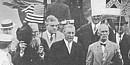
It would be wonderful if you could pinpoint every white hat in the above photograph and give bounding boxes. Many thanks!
[0,34,13,42]
[28,23,39,32]
[0,19,15,28]
[61,20,74,24]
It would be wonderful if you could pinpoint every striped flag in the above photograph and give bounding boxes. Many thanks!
[91,0,121,16]
[22,4,45,23]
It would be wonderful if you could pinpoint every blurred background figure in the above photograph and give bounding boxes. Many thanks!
[0,34,13,65]
[46,0,71,22]
[36,44,46,65]
[113,16,130,65]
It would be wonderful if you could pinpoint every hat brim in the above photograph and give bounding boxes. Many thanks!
[0,24,15,28]
[114,22,128,24]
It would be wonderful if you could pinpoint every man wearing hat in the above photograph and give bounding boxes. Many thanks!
[0,19,18,57]
[114,16,130,65]
[0,34,13,65]
[0,19,15,34]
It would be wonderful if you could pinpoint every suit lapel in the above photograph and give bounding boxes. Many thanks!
[70,42,75,55]
[103,41,111,61]
[62,40,70,55]
[96,42,103,58]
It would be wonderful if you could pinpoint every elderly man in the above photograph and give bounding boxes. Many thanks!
[86,24,123,65]
[49,24,84,65]
[0,34,13,65]
[114,16,130,65]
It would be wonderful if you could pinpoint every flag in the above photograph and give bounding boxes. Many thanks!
[91,0,121,16]
[121,0,130,15]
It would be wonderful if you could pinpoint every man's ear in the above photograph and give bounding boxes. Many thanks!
[97,31,101,36]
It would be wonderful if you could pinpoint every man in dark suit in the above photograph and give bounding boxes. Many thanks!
[47,0,71,22]
[76,15,102,53]
[86,24,123,65]
[114,16,130,65]
[48,24,84,65]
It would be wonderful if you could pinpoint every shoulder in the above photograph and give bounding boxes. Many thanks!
[77,23,90,32]
[56,31,64,37]
[51,40,64,47]
[89,41,99,49]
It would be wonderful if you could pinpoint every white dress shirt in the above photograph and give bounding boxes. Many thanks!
[99,40,107,53]
[46,30,55,48]
[91,22,101,34]
[64,39,73,54]
[116,33,124,45]
[0,49,12,65]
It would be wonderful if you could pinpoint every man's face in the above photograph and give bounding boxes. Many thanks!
[92,15,102,24]
[115,23,127,34]
[1,27,13,34]
[64,27,75,43]
[38,46,44,53]
[46,22,59,34]
[98,26,109,42]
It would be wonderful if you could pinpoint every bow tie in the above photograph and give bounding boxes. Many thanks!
[100,43,106,46]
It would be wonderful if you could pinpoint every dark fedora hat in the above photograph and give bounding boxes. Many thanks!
[114,16,128,25]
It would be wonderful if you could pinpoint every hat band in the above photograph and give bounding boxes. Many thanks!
[2,23,13,27]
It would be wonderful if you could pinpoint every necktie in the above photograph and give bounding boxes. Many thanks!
[94,25,96,34]
[50,34,53,42]
[68,43,71,53]
[119,35,121,43]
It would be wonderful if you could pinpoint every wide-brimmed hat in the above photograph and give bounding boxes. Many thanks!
[0,34,13,42]
[28,23,39,32]
[0,19,15,28]
[114,16,128,24]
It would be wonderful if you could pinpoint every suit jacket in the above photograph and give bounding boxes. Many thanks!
[47,2,71,21]
[48,39,84,65]
[116,33,130,65]
[86,40,123,65]
[76,23,115,52]
[12,52,26,65]
[41,31,64,49]
[76,23,99,52]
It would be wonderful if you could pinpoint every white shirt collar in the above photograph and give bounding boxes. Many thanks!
[116,33,124,45]
[46,30,55,39]
[91,22,101,34]
[116,33,124,40]
[64,39,73,54]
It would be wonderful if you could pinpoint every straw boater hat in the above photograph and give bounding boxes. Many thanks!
[0,34,13,48]
[114,16,128,25]
[0,19,15,28]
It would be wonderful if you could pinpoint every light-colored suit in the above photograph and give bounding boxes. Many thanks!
[86,40,123,65]
[41,30,64,49]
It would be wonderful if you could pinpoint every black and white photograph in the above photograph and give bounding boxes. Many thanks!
[0,0,130,65]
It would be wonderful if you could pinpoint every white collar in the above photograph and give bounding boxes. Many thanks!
[46,30,55,39]
[64,39,73,48]
[99,39,108,44]
[91,22,101,33]
[116,33,124,40]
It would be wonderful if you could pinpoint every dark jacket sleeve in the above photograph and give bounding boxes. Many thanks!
[111,46,123,65]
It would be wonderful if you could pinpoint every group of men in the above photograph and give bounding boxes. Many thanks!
[0,10,130,65]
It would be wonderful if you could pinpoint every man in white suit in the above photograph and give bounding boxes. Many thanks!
[86,24,123,65]
[0,34,13,65]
